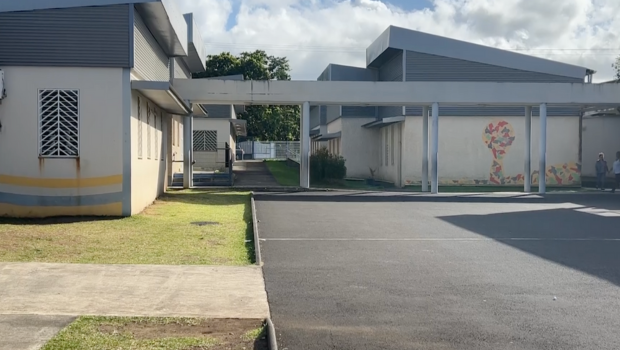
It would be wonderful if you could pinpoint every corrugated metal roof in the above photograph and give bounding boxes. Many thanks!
[366,25,590,79]
[0,0,188,57]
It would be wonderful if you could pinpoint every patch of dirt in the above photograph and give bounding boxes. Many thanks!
[99,318,268,350]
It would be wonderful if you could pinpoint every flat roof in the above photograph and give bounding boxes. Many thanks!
[366,26,591,79]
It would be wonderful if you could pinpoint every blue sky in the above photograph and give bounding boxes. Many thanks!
[224,0,434,30]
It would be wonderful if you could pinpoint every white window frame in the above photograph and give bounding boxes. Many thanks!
[391,125,395,166]
[160,110,165,161]
[38,88,80,158]
[146,102,152,159]
[137,96,143,159]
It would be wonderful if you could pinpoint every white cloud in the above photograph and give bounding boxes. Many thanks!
[176,0,620,82]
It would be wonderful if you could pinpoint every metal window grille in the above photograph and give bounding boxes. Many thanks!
[137,96,143,159]
[146,102,151,159]
[193,130,217,151]
[38,89,79,157]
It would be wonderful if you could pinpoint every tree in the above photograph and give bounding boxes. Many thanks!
[614,55,620,80]
[194,50,300,141]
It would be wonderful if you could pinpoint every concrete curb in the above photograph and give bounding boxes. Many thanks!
[252,192,278,350]
[266,317,278,350]
[250,192,262,266]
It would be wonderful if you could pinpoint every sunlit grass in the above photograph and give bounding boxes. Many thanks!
[0,190,254,265]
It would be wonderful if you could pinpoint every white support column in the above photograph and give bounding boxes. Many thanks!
[524,106,532,192]
[539,103,547,194]
[430,102,439,194]
[300,102,311,188]
[183,112,193,189]
[421,106,429,192]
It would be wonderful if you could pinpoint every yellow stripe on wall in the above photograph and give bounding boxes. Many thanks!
[0,202,123,218]
[0,174,123,188]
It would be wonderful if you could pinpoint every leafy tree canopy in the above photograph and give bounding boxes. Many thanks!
[613,55,620,80]
[194,50,300,141]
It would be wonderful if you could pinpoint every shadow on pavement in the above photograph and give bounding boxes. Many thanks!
[438,207,620,287]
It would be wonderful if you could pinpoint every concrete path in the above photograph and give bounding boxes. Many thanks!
[256,191,620,350]
[0,263,270,350]
[233,160,280,187]
[0,315,75,350]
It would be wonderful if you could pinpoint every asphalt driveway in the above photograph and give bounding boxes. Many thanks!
[255,191,620,350]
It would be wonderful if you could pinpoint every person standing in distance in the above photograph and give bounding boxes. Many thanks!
[596,152,610,190]
[613,152,620,193]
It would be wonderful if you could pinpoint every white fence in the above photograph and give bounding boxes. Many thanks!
[238,141,300,161]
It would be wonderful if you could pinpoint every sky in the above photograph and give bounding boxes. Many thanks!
[175,0,620,82]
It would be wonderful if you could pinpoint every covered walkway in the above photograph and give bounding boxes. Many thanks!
[174,79,620,194]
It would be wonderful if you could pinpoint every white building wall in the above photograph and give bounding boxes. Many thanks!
[168,115,184,176]
[192,118,232,171]
[377,124,401,185]
[327,118,342,134]
[402,116,580,186]
[0,66,124,217]
[340,118,380,179]
[130,90,167,215]
[582,116,620,178]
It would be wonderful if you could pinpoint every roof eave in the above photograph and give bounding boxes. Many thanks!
[182,13,206,73]
[136,0,188,57]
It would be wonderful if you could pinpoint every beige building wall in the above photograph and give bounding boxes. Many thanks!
[377,123,402,185]
[192,118,233,171]
[340,118,380,179]
[168,115,184,177]
[130,90,167,215]
[401,116,580,186]
[0,66,124,217]
[582,116,620,178]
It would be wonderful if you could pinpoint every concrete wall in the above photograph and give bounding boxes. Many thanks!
[582,116,620,177]
[193,118,231,171]
[377,123,402,185]
[341,118,380,179]
[130,90,167,215]
[327,118,342,134]
[401,116,580,186]
[168,115,184,177]
[0,66,124,217]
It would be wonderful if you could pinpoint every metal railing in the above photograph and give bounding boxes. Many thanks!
[237,141,300,161]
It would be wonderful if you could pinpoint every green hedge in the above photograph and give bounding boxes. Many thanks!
[310,148,347,183]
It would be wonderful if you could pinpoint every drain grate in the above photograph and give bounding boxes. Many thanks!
[191,221,220,226]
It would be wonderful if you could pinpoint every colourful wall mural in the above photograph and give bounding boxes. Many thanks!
[405,119,581,186]
[482,120,580,186]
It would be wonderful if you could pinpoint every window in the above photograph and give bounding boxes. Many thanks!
[384,128,388,166]
[146,103,151,159]
[161,111,165,161]
[38,89,79,157]
[137,96,143,159]
[153,107,158,161]
[193,130,217,151]
[391,125,395,166]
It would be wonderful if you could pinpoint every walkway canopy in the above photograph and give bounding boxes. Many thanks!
[174,79,620,194]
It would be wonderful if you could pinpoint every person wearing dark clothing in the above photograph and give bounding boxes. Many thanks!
[595,153,610,190]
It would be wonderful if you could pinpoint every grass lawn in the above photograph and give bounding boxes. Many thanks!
[42,316,267,350]
[0,190,254,265]
[265,160,300,186]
